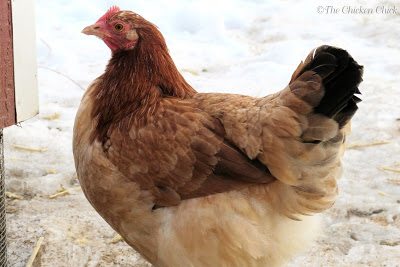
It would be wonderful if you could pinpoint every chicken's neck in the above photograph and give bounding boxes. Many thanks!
[90,40,196,143]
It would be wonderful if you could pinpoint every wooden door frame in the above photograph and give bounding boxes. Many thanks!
[0,0,16,129]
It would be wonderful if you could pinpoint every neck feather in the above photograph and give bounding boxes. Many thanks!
[90,32,196,143]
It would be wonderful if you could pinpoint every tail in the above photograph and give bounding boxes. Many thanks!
[289,45,363,128]
[256,46,363,217]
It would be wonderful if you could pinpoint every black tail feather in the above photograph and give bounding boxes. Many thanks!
[292,45,363,127]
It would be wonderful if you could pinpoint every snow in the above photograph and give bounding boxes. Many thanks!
[4,0,400,266]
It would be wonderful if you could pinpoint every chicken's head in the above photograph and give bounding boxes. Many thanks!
[82,6,157,53]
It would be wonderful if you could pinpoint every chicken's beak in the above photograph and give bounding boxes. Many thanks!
[82,23,104,37]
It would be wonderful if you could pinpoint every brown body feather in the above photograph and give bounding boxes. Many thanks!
[74,10,362,267]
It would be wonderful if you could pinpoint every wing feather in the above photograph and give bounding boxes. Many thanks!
[105,98,274,208]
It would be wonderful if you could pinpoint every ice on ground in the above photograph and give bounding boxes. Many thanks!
[5,0,400,266]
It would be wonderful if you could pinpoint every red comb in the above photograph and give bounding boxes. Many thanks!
[96,6,121,22]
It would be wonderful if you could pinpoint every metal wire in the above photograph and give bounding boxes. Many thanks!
[0,129,7,266]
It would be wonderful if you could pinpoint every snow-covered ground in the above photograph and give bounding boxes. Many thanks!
[4,0,400,266]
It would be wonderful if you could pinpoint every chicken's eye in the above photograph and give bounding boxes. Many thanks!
[114,23,124,31]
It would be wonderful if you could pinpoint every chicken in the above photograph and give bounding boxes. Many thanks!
[74,6,363,267]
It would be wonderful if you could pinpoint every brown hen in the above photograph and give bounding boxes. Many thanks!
[74,6,363,267]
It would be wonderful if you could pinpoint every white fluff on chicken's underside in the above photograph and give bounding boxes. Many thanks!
[72,6,364,267]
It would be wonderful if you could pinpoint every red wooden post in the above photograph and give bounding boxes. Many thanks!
[0,0,16,129]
